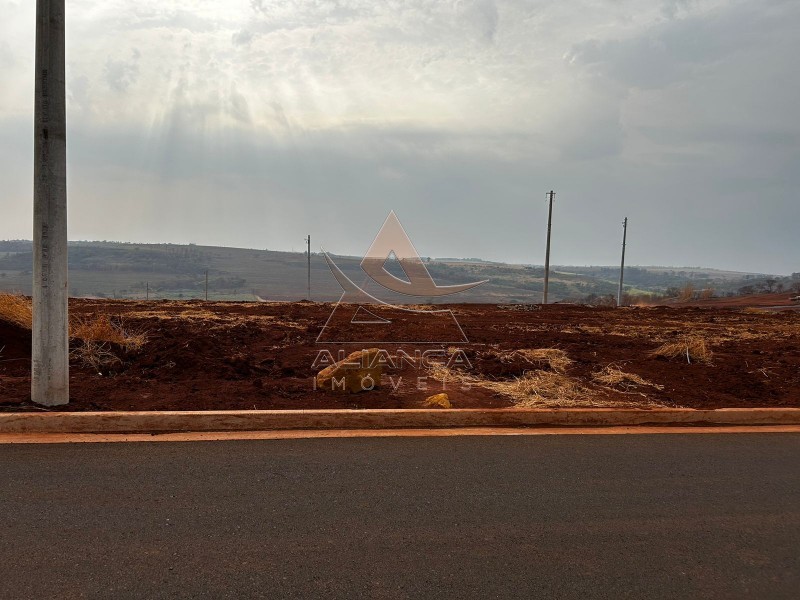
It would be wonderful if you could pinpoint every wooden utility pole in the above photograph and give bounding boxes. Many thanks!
[305,235,311,300]
[32,0,68,406]
[617,217,628,308]
[542,190,555,304]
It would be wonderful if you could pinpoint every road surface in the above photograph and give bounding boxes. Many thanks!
[1,433,799,599]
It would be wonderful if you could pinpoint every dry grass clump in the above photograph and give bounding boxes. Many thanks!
[592,365,664,392]
[651,336,713,364]
[125,308,222,321]
[513,348,573,373]
[484,348,573,373]
[493,371,590,407]
[70,315,147,371]
[428,362,478,386]
[0,293,146,351]
[0,293,32,328]
[429,362,668,408]
[432,348,582,407]
[500,371,670,408]
[70,340,122,371]
[70,313,147,351]
[429,363,591,408]
[0,293,145,370]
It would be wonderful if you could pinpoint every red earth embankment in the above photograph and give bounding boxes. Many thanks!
[1,299,798,411]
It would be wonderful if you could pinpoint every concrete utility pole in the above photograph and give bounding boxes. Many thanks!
[32,0,69,406]
[305,235,311,301]
[617,217,628,308]
[542,190,555,304]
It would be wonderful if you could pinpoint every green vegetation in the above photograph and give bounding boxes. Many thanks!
[0,240,789,303]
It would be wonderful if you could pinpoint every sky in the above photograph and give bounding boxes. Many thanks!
[0,0,798,274]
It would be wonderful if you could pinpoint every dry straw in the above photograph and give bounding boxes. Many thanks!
[591,365,664,392]
[492,370,591,407]
[0,293,33,329]
[430,362,589,407]
[433,346,671,408]
[651,336,713,364]
[70,340,123,371]
[482,348,573,373]
[70,313,147,351]
[0,294,147,368]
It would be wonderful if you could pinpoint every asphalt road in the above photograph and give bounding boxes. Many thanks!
[1,433,799,599]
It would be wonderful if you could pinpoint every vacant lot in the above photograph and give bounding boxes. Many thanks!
[1,299,799,411]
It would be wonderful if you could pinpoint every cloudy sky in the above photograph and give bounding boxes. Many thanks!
[1,0,798,273]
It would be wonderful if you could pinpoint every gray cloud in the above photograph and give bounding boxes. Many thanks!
[68,74,91,112]
[103,49,141,92]
[228,84,252,123]
[126,9,222,33]
[0,40,13,68]
[660,0,697,19]
[458,0,499,43]
[232,29,254,46]
[0,0,798,275]
[567,1,795,90]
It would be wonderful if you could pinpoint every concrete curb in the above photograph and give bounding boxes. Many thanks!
[1,408,799,434]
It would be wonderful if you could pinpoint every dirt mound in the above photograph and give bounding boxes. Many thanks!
[0,299,798,411]
[0,318,31,406]
[0,318,30,362]
[673,292,799,309]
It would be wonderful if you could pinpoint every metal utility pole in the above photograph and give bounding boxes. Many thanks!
[205,270,209,301]
[542,190,555,304]
[32,0,68,406]
[617,217,628,308]
[305,235,311,300]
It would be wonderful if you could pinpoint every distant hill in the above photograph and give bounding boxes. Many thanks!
[0,240,789,303]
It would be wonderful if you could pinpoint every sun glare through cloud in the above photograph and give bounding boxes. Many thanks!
[0,0,798,272]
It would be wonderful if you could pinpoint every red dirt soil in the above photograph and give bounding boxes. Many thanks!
[1,299,799,411]
[670,292,800,310]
